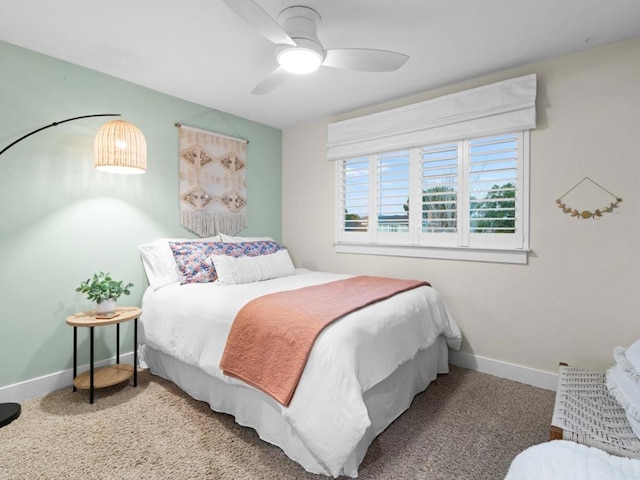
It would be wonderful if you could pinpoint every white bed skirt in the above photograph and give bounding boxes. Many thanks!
[140,336,450,477]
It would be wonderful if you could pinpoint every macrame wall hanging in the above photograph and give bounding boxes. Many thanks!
[556,177,622,220]
[176,123,248,237]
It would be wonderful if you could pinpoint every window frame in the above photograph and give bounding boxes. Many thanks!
[335,131,530,265]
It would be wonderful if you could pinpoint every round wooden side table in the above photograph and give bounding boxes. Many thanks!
[66,306,142,404]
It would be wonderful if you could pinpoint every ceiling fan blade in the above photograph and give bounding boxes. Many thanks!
[251,67,289,95]
[221,0,295,46]
[323,48,409,72]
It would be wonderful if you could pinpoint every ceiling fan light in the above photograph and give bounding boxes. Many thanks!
[277,46,322,74]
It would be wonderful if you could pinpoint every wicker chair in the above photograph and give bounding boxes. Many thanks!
[550,363,640,458]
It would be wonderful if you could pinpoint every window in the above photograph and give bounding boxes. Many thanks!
[330,74,536,264]
[336,132,529,263]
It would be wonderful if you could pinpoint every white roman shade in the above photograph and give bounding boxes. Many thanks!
[328,74,537,160]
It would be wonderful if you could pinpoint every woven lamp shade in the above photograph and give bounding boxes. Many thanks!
[94,120,147,174]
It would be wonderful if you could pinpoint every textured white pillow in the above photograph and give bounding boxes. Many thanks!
[608,342,640,439]
[606,364,640,437]
[219,233,275,243]
[613,345,640,384]
[139,236,220,290]
[210,249,295,285]
[626,340,640,373]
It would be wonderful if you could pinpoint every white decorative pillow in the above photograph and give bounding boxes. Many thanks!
[613,346,640,384]
[626,340,640,373]
[211,249,295,285]
[606,364,640,437]
[219,233,275,243]
[139,236,220,290]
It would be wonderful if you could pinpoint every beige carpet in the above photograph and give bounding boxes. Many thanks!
[0,366,554,479]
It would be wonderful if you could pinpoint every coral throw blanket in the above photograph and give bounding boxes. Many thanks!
[219,275,431,406]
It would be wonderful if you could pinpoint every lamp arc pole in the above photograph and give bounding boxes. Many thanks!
[0,112,120,428]
[0,113,121,156]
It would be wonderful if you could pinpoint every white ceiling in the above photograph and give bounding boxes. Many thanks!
[1,0,639,129]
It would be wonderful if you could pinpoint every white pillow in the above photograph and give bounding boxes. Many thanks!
[219,233,275,243]
[210,249,295,285]
[626,340,640,373]
[139,236,220,290]
[613,345,640,384]
[606,364,640,437]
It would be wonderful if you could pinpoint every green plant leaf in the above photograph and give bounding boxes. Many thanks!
[76,272,134,303]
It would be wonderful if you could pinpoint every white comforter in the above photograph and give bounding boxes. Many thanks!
[139,269,461,477]
[505,441,640,479]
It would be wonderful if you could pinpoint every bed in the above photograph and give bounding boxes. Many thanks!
[137,238,462,478]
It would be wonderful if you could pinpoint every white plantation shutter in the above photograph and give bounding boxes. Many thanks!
[338,156,370,241]
[468,134,519,233]
[420,142,459,230]
[467,133,524,249]
[376,151,410,237]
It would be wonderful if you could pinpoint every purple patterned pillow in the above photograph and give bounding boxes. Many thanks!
[169,240,286,284]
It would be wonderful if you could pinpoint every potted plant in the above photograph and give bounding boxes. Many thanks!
[76,272,134,315]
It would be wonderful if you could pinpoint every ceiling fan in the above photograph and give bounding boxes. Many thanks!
[221,0,410,94]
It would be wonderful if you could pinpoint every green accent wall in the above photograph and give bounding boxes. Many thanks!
[0,40,282,390]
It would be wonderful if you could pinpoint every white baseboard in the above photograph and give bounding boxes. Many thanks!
[449,350,558,391]
[0,352,134,403]
[1,350,556,403]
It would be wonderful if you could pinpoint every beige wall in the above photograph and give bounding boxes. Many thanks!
[282,38,640,377]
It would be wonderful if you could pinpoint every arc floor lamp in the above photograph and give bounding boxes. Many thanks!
[0,113,147,428]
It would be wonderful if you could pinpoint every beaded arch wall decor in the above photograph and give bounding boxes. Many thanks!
[556,177,622,220]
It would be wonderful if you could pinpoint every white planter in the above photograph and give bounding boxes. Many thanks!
[95,298,116,315]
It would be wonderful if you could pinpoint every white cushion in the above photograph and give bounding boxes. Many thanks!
[139,236,220,290]
[613,345,640,384]
[606,364,640,437]
[210,249,295,285]
[626,340,640,373]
